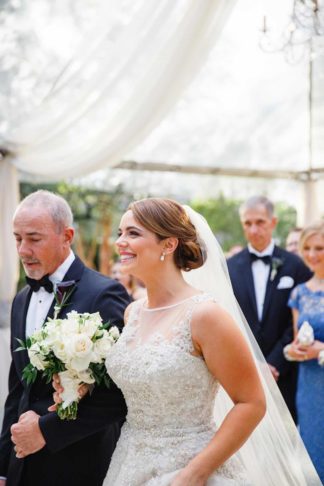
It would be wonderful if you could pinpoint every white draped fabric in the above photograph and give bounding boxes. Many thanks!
[0,0,236,309]
[0,159,19,319]
[0,160,18,407]
[0,327,10,410]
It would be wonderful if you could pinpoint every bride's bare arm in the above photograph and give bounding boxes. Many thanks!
[171,301,266,486]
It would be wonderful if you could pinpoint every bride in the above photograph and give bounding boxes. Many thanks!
[54,198,321,485]
[104,198,264,486]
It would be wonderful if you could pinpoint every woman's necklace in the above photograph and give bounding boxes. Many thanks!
[313,275,324,285]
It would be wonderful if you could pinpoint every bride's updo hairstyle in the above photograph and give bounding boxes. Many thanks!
[128,198,205,271]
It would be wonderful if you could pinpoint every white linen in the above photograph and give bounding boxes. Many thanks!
[0,0,236,303]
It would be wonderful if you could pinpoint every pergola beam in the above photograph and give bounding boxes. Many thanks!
[118,160,324,181]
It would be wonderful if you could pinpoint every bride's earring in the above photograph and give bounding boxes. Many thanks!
[160,252,166,262]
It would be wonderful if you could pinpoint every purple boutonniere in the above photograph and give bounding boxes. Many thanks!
[270,257,283,281]
[53,280,76,318]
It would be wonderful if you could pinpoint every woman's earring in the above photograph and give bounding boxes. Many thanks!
[160,252,165,262]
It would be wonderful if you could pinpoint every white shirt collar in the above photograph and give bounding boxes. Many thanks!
[49,251,75,284]
[248,240,275,257]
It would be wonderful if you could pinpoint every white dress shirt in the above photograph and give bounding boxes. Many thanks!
[248,240,275,321]
[25,251,75,337]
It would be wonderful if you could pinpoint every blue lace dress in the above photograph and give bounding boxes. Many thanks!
[288,283,324,483]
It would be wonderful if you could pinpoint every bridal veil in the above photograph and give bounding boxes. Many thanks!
[183,206,321,486]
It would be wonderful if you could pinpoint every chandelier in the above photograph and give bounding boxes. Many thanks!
[259,0,324,63]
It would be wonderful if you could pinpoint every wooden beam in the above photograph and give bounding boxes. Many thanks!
[117,160,324,180]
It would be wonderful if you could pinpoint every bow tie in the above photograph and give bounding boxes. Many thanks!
[249,253,272,265]
[26,275,54,293]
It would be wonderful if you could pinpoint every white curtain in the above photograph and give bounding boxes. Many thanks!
[0,159,18,406]
[0,159,19,317]
[0,0,236,310]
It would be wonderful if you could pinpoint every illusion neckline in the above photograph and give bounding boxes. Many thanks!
[142,293,203,312]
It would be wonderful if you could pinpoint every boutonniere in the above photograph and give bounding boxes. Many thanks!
[270,257,283,281]
[53,280,76,318]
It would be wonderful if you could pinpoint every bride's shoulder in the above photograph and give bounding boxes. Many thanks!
[191,297,234,334]
[124,298,145,325]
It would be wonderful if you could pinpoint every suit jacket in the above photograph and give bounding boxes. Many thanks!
[0,256,130,486]
[227,246,312,420]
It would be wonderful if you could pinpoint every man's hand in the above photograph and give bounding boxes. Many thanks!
[268,364,280,381]
[0,479,6,486]
[11,411,46,458]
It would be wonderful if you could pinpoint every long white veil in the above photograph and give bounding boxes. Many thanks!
[182,206,321,486]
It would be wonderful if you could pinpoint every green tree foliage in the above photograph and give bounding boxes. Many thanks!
[191,196,244,251]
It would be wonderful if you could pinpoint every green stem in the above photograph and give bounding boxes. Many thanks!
[57,401,78,420]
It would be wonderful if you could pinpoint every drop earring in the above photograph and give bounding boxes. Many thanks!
[160,252,165,262]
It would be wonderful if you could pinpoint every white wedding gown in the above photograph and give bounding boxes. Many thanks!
[104,294,250,486]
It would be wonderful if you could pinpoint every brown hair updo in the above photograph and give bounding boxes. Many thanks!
[128,198,205,272]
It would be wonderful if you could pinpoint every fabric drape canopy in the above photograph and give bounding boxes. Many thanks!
[0,0,236,318]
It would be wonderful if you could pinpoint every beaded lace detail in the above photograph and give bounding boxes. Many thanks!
[104,293,250,485]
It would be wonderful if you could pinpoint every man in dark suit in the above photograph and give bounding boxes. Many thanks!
[0,190,130,486]
[227,196,311,421]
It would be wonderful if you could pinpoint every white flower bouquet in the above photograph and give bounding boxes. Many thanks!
[16,311,120,420]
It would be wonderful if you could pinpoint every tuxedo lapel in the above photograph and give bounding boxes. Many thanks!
[45,256,84,321]
[14,287,32,371]
[242,250,259,320]
[261,247,284,322]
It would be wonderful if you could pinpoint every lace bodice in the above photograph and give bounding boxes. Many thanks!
[104,293,249,485]
[107,294,219,431]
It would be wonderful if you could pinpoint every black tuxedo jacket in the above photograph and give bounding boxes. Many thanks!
[0,256,130,486]
[227,246,312,419]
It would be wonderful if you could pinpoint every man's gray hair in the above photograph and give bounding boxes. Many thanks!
[239,196,274,218]
[15,190,73,232]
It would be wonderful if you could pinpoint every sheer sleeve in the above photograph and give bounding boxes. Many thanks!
[288,284,300,310]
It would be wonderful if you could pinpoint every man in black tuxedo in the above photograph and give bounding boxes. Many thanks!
[227,196,311,421]
[0,190,130,486]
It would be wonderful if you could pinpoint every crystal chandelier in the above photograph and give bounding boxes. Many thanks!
[259,0,324,63]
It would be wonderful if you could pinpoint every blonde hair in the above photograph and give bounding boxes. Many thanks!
[299,221,324,253]
[128,198,205,271]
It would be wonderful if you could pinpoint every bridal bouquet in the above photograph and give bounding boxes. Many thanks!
[16,311,120,420]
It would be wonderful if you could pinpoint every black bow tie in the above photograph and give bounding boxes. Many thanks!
[249,253,272,265]
[26,275,54,293]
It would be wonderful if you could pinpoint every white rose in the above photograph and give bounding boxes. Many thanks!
[58,370,81,408]
[61,315,80,336]
[108,326,120,340]
[52,341,68,362]
[94,333,114,359]
[43,329,61,349]
[77,369,95,384]
[81,318,99,339]
[66,333,94,371]
[28,343,47,370]
[44,319,59,335]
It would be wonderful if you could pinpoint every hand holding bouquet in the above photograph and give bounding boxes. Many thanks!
[16,311,119,420]
[283,321,314,362]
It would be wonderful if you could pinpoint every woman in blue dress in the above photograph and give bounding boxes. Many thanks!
[285,221,324,482]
